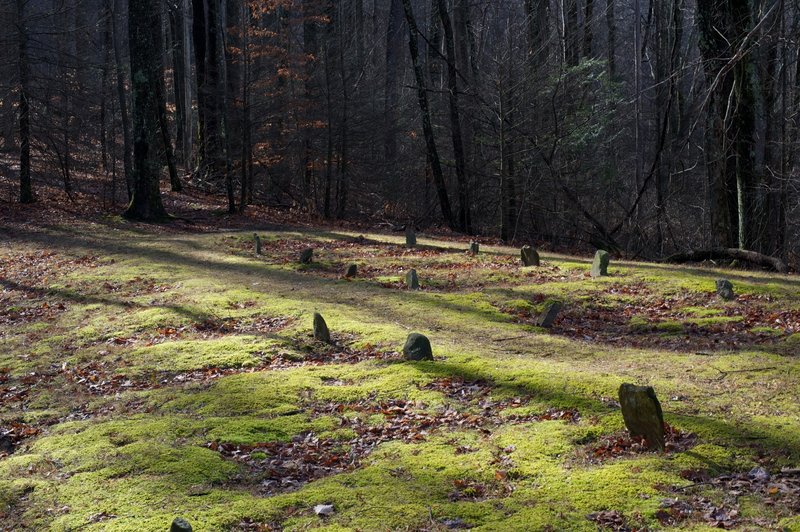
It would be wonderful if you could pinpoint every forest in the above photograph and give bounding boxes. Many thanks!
[1,0,799,261]
[2,0,800,531]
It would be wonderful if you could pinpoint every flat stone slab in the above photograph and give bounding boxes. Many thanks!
[406,269,420,290]
[618,383,665,451]
[403,333,433,361]
[521,245,540,267]
[536,301,562,328]
[591,250,610,277]
[405,227,417,248]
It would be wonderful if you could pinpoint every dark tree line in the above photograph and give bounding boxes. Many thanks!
[2,0,800,263]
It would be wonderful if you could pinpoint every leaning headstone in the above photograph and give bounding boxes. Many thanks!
[171,518,193,532]
[591,250,610,277]
[716,279,735,301]
[313,312,331,343]
[536,301,562,328]
[469,241,480,255]
[344,264,358,278]
[618,383,665,451]
[254,234,262,255]
[403,333,433,361]
[406,269,420,290]
[405,226,417,248]
[521,245,540,267]
[300,248,314,264]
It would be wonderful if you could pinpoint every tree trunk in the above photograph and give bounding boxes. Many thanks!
[124,0,169,220]
[401,0,455,230]
[17,0,33,204]
[111,0,134,198]
[583,0,594,58]
[437,0,471,234]
[606,0,617,79]
[664,248,788,273]
[384,0,404,160]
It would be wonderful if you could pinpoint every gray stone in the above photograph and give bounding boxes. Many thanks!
[536,301,562,328]
[344,264,358,278]
[618,383,665,451]
[406,269,420,290]
[313,312,331,343]
[403,333,433,361]
[521,245,540,267]
[170,518,193,532]
[591,250,610,277]
[405,226,417,248]
[314,504,335,517]
[300,248,314,264]
[254,234,262,255]
[469,241,480,255]
[716,279,735,300]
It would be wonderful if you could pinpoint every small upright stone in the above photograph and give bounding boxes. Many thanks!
[469,241,480,255]
[716,279,735,300]
[618,383,665,451]
[406,269,420,290]
[313,312,331,343]
[300,248,314,264]
[403,333,433,361]
[521,245,540,267]
[591,250,610,277]
[536,301,562,328]
[171,518,193,532]
[405,226,417,248]
[344,264,358,278]
[254,234,262,255]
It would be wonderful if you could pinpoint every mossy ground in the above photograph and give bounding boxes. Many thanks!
[1,222,800,530]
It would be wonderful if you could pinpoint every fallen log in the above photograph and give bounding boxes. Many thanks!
[663,248,788,273]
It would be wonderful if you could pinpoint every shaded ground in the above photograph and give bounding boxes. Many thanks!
[2,215,800,530]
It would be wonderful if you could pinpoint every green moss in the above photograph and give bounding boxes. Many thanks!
[4,223,800,530]
[127,336,277,372]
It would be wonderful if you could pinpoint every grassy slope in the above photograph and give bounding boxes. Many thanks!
[1,220,799,531]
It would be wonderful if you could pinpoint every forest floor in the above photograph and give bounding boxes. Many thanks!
[2,205,800,530]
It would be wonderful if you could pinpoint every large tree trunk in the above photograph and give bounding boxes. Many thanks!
[437,0,471,234]
[16,0,33,204]
[401,0,455,230]
[697,0,757,249]
[124,0,169,220]
[384,0,404,160]
[111,0,134,199]
[606,0,617,79]
[664,248,788,273]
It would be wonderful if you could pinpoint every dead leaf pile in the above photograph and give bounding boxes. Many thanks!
[587,424,696,463]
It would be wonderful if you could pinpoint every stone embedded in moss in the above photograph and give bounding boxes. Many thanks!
[521,246,540,267]
[618,383,665,451]
[313,312,331,343]
[300,248,314,264]
[469,241,480,255]
[344,264,358,278]
[403,333,433,361]
[406,269,420,290]
[716,279,735,300]
[591,250,610,277]
[536,301,562,328]
[171,517,193,531]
